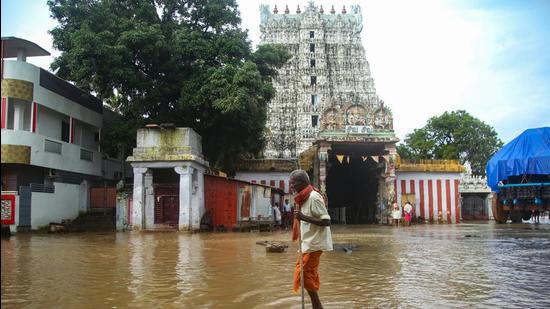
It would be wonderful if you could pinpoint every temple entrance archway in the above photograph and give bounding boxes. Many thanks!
[325,143,386,224]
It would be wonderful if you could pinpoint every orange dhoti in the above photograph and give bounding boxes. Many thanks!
[293,251,323,293]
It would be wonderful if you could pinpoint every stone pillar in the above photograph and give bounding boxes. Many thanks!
[318,141,331,195]
[79,180,90,214]
[313,145,320,188]
[486,193,494,220]
[383,143,397,223]
[378,177,387,223]
[143,170,154,229]
[190,166,205,231]
[131,167,148,230]
[175,165,193,231]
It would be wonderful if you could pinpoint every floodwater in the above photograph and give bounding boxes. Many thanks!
[2,222,550,309]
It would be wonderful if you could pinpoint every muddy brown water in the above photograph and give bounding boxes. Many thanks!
[2,223,550,308]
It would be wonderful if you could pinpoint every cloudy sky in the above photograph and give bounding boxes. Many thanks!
[2,0,549,144]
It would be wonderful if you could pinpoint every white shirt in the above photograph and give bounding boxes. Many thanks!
[272,206,282,221]
[300,191,333,253]
[284,202,291,212]
[404,203,413,214]
[392,207,401,219]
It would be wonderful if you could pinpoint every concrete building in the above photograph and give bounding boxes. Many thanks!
[1,37,125,231]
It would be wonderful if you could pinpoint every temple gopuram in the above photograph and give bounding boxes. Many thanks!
[236,2,398,223]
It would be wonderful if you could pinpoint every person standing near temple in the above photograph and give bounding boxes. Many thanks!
[272,202,282,228]
[404,201,413,226]
[290,169,332,309]
[391,202,401,227]
[283,199,292,228]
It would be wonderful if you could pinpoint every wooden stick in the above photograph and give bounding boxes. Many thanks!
[298,222,305,309]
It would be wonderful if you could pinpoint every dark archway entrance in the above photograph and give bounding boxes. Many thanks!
[461,194,489,220]
[153,168,180,227]
[326,143,384,224]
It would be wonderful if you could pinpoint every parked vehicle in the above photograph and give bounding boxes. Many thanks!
[486,128,550,223]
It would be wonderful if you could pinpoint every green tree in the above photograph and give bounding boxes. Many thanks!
[47,0,288,173]
[397,110,503,175]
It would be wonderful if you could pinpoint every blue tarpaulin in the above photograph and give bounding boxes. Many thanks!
[486,127,550,191]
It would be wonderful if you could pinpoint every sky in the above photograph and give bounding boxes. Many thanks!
[2,0,549,144]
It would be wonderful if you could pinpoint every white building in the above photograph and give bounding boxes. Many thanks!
[1,37,124,231]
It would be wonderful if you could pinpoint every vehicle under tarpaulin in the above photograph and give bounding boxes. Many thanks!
[486,127,550,223]
[487,127,550,191]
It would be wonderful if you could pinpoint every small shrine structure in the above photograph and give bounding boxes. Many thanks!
[127,125,208,231]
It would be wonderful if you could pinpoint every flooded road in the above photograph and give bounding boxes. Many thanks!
[2,223,550,308]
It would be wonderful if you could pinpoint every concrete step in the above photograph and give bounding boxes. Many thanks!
[63,212,116,232]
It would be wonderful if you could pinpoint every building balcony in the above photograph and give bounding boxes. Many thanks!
[1,129,102,176]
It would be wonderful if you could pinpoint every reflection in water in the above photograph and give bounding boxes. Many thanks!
[128,233,145,303]
[1,223,550,308]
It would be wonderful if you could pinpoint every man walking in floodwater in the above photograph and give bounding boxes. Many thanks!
[290,169,333,309]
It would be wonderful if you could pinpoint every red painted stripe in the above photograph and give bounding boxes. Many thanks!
[409,180,416,214]
[446,179,452,223]
[419,180,425,219]
[1,97,6,129]
[32,102,37,133]
[428,180,434,223]
[270,180,275,187]
[454,179,460,223]
[279,180,285,190]
[437,180,442,222]
[401,180,407,195]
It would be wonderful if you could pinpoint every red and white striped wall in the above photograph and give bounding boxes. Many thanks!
[395,171,462,224]
[234,172,290,194]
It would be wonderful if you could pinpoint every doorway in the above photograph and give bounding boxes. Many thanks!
[325,143,384,224]
[152,168,180,226]
[461,194,488,220]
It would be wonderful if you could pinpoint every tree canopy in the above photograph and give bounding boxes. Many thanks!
[397,110,503,175]
[47,0,288,172]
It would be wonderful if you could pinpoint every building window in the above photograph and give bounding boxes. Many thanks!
[80,148,93,161]
[310,43,315,52]
[311,94,320,107]
[310,59,316,67]
[311,115,319,127]
[311,76,316,85]
[45,139,62,154]
[61,121,70,142]
[310,31,315,38]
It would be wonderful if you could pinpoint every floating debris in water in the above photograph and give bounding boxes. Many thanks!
[333,243,358,254]
[256,240,288,253]
[464,234,480,238]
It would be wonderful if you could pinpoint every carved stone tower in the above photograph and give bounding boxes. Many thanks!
[260,2,395,158]
[258,2,399,223]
